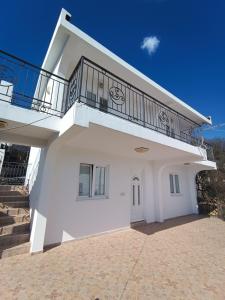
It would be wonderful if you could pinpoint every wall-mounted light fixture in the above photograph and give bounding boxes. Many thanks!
[134,147,149,153]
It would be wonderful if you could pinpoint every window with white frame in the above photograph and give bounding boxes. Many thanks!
[169,174,180,194]
[79,163,108,198]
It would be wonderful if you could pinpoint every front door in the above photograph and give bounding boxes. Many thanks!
[131,176,144,222]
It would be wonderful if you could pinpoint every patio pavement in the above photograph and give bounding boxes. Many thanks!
[1,215,225,300]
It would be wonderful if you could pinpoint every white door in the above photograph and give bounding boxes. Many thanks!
[131,176,144,222]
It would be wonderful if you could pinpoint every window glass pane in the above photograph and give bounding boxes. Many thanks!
[169,174,174,193]
[79,164,92,196]
[86,91,96,107]
[174,175,180,193]
[166,125,170,136]
[95,166,106,196]
[171,128,175,138]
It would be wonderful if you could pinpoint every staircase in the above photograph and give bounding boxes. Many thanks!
[0,185,30,258]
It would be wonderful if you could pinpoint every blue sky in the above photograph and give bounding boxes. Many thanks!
[1,0,225,139]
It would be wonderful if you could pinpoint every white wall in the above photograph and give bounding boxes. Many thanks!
[27,141,210,250]
[25,146,42,226]
[162,165,193,220]
[0,149,5,174]
[25,147,41,190]
[43,148,152,246]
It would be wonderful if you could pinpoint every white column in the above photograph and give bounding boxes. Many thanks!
[29,144,57,253]
[143,162,155,223]
[187,169,199,214]
[152,162,165,222]
[25,147,41,188]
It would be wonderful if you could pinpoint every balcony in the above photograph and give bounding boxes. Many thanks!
[0,49,68,117]
[0,50,214,160]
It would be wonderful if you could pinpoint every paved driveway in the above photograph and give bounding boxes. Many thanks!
[1,215,225,300]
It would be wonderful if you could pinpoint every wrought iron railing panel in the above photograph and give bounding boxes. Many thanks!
[0,50,69,117]
[0,162,29,185]
[70,57,202,146]
[64,60,83,112]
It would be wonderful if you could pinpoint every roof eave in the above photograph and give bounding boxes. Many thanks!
[41,8,212,126]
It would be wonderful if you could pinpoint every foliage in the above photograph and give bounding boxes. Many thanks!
[197,138,225,218]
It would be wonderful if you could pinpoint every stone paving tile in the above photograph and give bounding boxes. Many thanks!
[0,215,225,299]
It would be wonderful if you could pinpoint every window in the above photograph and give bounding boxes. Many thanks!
[86,91,96,108]
[99,97,108,113]
[79,164,108,198]
[166,125,170,137]
[171,128,175,138]
[169,174,174,194]
[166,119,175,138]
[95,166,106,195]
[170,119,175,138]
[79,164,92,196]
[169,174,180,194]
[174,174,180,193]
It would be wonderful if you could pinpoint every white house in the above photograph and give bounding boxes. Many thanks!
[0,9,216,255]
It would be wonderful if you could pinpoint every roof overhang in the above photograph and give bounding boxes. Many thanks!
[41,8,212,126]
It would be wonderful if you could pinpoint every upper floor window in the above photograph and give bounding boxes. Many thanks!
[86,91,108,113]
[86,91,96,108]
[79,163,108,199]
[169,174,180,194]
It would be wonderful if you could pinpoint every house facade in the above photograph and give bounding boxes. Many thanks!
[0,9,216,254]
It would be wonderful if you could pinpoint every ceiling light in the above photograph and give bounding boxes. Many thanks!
[134,147,149,153]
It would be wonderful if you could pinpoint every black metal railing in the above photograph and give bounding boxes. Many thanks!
[0,50,69,117]
[0,50,215,160]
[205,143,215,161]
[67,57,202,146]
[0,162,29,185]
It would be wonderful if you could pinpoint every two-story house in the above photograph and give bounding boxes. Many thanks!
[0,9,216,255]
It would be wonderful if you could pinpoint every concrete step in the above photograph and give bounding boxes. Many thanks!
[0,185,27,192]
[0,214,30,226]
[0,208,29,217]
[0,232,30,248]
[0,222,30,235]
[0,195,29,202]
[0,242,30,259]
[130,220,147,228]
[0,233,30,249]
[0,201,29,209]
[0,190,27,196]
[0,185,30,259]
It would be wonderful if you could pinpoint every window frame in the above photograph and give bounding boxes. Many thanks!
[79,163,93,197]
[78,163,109,200]
[169,173,181,195]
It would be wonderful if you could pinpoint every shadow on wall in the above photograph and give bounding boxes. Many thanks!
[132,214,208,236]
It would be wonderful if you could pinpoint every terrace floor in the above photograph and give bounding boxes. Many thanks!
[1,215,225,300]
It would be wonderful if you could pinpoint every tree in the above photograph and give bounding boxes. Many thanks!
[197,138,225,218]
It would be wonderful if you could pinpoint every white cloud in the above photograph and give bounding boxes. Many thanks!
[141,36,160,55]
